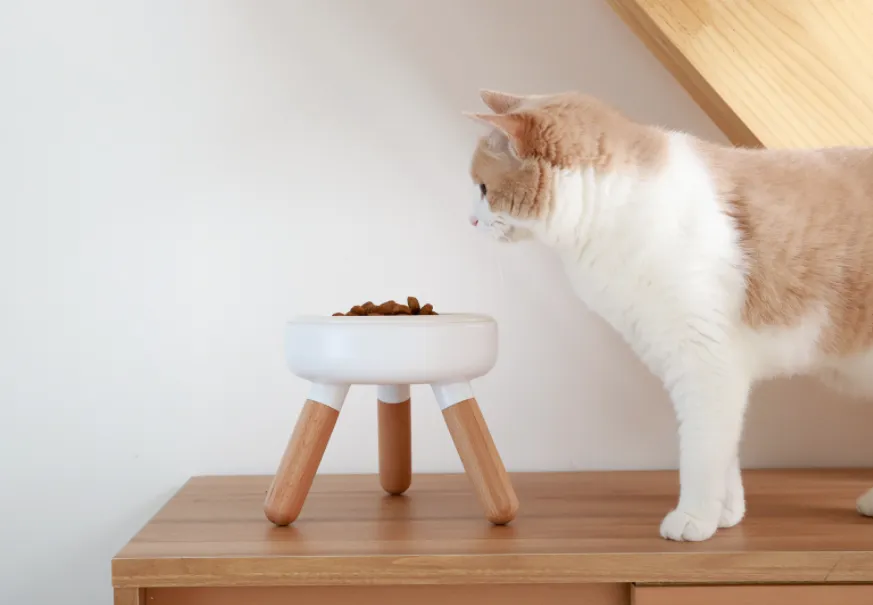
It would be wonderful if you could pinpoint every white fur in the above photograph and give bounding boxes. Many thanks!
[471,131,873,541]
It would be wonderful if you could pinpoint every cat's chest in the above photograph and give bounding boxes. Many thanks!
[558,250,700,379]
[562,258,665,343]
[560,243,662,311]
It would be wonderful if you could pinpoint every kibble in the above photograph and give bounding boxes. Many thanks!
[332,296,438,316]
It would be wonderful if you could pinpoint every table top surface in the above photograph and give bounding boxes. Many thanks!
[609,0,873,149]
[113,469,873,587]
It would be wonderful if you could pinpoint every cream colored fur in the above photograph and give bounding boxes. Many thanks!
[466,89,873,541]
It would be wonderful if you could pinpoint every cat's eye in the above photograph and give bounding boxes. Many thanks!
[479,183,487,198]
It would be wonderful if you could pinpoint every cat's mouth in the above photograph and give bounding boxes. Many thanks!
[496,226,515,242]
[484,217,511,240]
[477,220,512,242]
[470,213,531,243]
[489,223,530,243]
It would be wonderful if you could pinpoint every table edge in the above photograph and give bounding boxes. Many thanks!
[111,550,873,588]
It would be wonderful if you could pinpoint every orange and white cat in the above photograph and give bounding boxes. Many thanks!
[465,89,873,542]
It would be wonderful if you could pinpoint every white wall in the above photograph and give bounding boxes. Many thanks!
[3,1,873,603]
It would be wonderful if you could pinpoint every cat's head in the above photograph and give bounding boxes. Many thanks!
[465,90,666,243]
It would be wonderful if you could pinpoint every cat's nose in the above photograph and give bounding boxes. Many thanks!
[469,216,479,227]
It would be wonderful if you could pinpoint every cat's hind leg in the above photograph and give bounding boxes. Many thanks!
[858,489,873,517]
[817,358,873,517]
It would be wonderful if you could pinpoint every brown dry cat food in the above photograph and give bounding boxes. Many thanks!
[332,297,438,316]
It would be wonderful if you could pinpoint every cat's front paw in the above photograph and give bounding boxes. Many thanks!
[719,472,746,528]
[660,508,719,542]
[718,498,745,528]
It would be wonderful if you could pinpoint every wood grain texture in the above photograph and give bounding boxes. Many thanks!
[608,0,873,149]
[263,400,339,526]
[148,584,629,605]
[114,588,146,605]
[633,583,873,605]
[378,399,412,495]
[112,469,873,587]
[442,398,518,525]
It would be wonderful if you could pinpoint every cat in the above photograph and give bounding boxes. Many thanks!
[465,89,873,542]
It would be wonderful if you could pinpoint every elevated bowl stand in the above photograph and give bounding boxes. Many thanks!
[264,313,519,526]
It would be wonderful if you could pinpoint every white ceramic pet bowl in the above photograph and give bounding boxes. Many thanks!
[285,313,497,386]
[269,312,518,527]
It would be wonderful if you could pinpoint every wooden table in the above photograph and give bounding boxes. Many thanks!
[608,0,873,149]
[113,470,873,604]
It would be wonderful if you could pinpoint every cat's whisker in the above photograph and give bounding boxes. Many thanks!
[487,239,507,290]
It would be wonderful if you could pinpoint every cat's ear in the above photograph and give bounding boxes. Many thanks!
[463,112,526,146]
[480,89,525,114]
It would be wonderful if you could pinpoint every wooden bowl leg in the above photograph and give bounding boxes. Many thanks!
[264,384,348,526]
[434,383,519,525]
[377,385,412,495]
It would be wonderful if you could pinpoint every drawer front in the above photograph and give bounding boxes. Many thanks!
[633,584,873,605]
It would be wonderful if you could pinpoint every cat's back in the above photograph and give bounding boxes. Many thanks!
[702,143,873,211]
[695,141,873,357]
